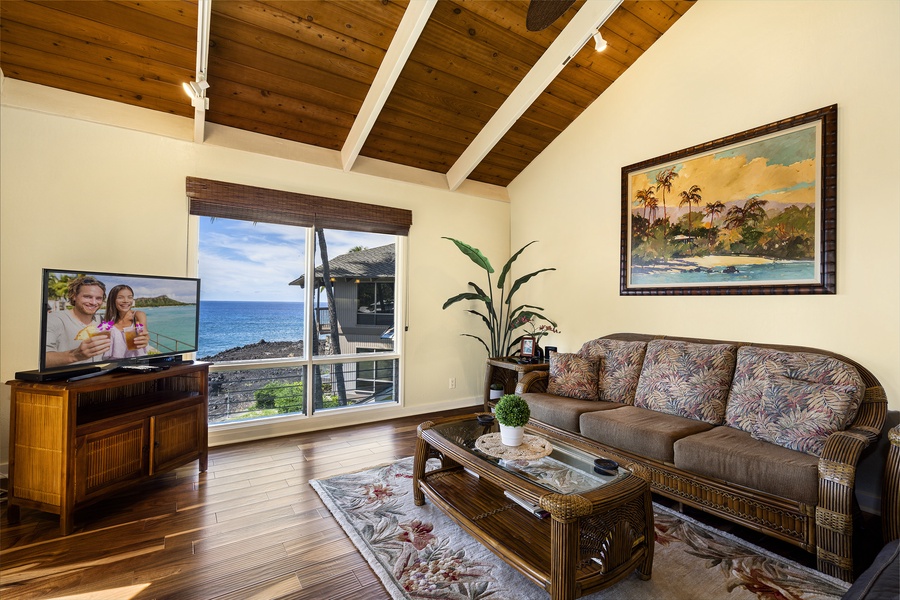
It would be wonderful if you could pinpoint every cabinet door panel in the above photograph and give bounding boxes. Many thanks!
[152,403,202,474]
[76,420,148,502]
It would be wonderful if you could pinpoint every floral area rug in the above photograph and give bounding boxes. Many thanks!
[310,457,850,600]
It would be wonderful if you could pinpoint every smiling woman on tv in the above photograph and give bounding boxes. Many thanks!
[104,284,150,359]
[44,275,112,368]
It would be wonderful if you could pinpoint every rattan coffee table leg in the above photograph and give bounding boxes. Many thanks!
[549,515,579,600]
[413,422,434,506]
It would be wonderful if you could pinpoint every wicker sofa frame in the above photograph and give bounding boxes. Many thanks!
[515,333,887,583]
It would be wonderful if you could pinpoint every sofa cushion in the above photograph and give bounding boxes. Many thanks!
[725,346,865,436]
[580,405,714,463]
[633,339,737,425]
[547,352,598,400]
[753,376,861,457]
[521,393,623,433]
[578,338,647,404]
[673,425,819,505]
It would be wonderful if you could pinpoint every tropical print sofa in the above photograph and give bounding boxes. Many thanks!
[516,333,887,583]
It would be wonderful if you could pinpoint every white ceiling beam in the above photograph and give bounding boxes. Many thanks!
[445,0,622,191]
[341,0,436,172]
[190,0,212,144]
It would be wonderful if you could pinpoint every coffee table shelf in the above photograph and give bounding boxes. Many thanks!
[414,414,653,600]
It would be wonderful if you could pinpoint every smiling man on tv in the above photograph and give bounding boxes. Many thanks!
[45,275,112,368]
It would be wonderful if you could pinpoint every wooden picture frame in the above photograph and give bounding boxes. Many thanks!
[520,336,536,358]
[620,105,837,296]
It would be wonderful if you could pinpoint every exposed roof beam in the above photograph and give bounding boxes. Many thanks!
[341,0,436,172]
[190,0,212,143]
[445,0,622,191]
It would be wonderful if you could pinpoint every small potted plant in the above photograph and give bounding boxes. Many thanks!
[489,382,504,401]
[494,394,530,446]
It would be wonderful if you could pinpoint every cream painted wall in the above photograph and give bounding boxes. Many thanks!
[509,0,900,411]
[0,91,510,462]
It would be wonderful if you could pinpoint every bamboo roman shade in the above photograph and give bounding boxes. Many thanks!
[186,177,412,236]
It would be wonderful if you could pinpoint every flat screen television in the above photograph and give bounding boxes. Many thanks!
[35,268,201,379]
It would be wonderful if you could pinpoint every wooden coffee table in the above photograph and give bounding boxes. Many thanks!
[413,414,653,600]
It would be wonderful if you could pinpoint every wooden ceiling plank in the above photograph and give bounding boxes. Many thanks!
[267,0,408,42]
[212,78,356,130]
[108,0,199,29]
[342,0,435,172]
[211,13,377,87]
[210,94,350,144]
[621,0,681,34]
[0,62,191,117]
[1,42,185,104]
[468,161,520,187]
[377,104,551,155]
[207,61,361,116]
[0,20,193,86]
[208,111,343,149]
[207,36,370,105]
[601,7,666,53]
[28,0,196,50]
[0,1,194,69]
[446,0,623,191]
[212,2,388,69]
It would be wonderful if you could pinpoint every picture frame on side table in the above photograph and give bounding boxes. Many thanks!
[621,104,837,296]
[520,336,536,358]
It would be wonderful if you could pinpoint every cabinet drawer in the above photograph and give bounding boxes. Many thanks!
[152,403,203,474]
[76,420,148,502]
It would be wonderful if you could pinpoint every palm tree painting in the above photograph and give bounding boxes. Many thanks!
[620,105,837,295]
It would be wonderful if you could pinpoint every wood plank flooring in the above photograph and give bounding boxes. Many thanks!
[1,406,476,600]
[0,405,880,599]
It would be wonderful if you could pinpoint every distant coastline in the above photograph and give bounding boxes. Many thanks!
[634,254,774,275]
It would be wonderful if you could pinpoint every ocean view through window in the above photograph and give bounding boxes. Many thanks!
[198,217,400,424]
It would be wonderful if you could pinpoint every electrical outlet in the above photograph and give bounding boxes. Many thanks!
[449,377,456,389]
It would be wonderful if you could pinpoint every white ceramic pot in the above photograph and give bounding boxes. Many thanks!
[499,424,525,447]
[490,389,503,400]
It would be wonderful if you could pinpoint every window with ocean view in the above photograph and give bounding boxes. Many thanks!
[198,217,400,424]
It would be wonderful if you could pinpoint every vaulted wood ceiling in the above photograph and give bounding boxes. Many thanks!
[0,0,694,189]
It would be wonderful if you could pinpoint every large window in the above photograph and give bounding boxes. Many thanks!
[189,177,411,427]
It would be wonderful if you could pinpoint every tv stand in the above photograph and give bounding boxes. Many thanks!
[5,362,209,535]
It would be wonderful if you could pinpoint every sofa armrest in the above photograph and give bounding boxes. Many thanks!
[517,370,549,394]
[815,385,888,581]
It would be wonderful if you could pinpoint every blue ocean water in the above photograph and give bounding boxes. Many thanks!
[198,301,305,357]
[630,260,814,286]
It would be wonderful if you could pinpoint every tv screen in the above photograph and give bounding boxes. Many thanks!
[41,269,200,373]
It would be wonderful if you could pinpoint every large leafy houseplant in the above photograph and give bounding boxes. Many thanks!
[442,237,557,357]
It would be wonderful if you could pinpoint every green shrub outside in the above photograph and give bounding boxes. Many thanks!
[254,381,304,414]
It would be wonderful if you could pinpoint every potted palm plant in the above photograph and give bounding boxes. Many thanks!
[494,394,531,446]
[442,238,557,358]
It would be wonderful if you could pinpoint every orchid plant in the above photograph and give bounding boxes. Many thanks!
[442,237,557,357]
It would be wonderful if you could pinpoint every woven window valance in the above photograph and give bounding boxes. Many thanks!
[186,177,412,236]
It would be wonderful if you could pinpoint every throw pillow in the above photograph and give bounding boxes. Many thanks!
[725,346,865,435]
[633,339,736,425]
[578,338,647,404]
[752,376,861,457]
[547,352,599,401]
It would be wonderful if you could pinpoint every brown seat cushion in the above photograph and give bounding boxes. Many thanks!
[521,393,623,433]
[579,405,714,463]
[673,425,819,505]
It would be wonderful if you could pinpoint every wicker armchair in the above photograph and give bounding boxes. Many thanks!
[515,334,888,582]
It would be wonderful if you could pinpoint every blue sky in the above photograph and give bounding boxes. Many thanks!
[198,218,394,302]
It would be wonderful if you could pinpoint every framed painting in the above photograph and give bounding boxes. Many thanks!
[620,105,836,295]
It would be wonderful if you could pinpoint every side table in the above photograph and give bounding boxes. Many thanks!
[483,357,549,411]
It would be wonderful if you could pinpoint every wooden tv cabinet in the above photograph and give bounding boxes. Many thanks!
[5,362,209,535]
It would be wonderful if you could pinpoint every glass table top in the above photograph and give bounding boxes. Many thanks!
[430,417,628,495]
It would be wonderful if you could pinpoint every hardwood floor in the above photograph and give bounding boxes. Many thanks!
[0,406,477,600]
[1,405,881,599]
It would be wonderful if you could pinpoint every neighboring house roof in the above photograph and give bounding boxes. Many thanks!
[291,244,395,287]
